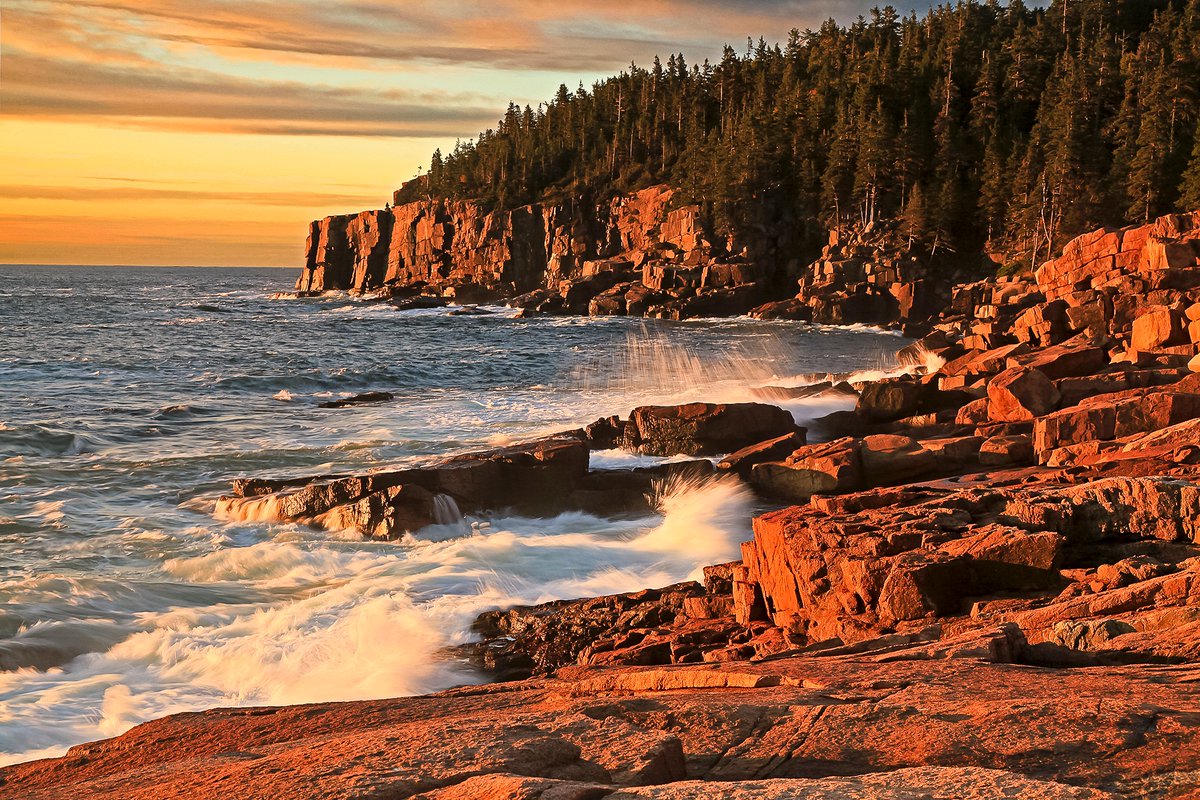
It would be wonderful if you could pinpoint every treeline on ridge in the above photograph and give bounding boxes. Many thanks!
[396,0,1200,273]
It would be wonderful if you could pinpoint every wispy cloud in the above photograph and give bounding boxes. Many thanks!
[2,0,916,137]
[0,184,382,206]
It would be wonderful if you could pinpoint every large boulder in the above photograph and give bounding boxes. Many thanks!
[1131,305,1188,351]
[987,367,1061,422]
[623,402,796,456]
[856,378,924,422]
[1010,341,1108,380]
[859,434,936,485]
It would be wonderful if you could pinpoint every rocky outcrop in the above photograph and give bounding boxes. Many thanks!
[6,644,1197,800]
[294,186,791,319]
[217,433,593,538]
[215,401,794,538]
[458,567,785,681]
[728,212,1200,661]
[788,218,944,325]
[293,187,955,324]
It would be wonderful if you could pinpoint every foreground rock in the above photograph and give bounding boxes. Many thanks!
[4,647,1196,800]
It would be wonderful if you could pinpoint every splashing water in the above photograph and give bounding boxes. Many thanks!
[432,494,463,525]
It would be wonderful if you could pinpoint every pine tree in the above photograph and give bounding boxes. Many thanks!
[1180,119,1200,210]
[395,0,1200,270]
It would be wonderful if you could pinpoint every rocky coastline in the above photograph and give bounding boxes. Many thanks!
[291,184,942,326]
[5,211,1200,799]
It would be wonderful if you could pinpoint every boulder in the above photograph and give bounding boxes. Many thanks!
[716,431,806,478]
[747,298,813,321]
[856,379,924,422]
[978,435,1035,467]
[317,483,438,539]
[750,437,862,500]
[584,416,625,450]
[955,397,991,425]
[859,434,935,485]
[987,367,1061,422]
[623,402,796,457]
[1131,305,1188,351]
[1010,341,1108,380]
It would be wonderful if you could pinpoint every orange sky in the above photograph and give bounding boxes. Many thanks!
[0,0,931,267]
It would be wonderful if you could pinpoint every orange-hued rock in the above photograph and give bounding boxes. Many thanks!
[1132,305,1189,351]
[978,433,1035,466]
[749,437,863,500]
[716,431,806,477]
[623,402,797,457]
[291,185,849,321]
[1033,384,1200,461]
[987,366,1061,421]
[6,649,1198,800]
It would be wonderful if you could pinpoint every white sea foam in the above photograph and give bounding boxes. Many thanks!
[0,475,749,766]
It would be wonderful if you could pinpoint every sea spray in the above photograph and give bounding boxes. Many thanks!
[636,473,755,578]
[0,471,756,766]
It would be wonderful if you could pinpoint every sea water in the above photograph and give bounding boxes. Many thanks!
[0,265,906,764]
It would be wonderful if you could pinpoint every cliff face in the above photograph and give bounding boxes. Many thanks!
[294,186,960,324]
[296,186,726,296]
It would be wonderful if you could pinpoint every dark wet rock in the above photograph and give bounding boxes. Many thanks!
[583,416,626,450]
[391,295,449,311]
[317,391,395,409]
[716,431,807,478]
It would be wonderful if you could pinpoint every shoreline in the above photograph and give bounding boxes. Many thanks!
[4,212,1200,798]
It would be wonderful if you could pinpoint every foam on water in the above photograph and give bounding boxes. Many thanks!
[0,477,748,765]
[0,265,911,766]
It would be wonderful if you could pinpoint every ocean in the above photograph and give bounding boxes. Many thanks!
[0,264,906,764]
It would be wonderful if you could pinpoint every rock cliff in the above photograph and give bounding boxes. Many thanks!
[294,186,949,323]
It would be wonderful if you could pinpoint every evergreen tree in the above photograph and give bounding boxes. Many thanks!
[1180,119,1200,210]
[397,0,1200,270]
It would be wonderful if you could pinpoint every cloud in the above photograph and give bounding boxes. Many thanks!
[0,184,383,207]
[2,0,932,139]
[0,46,501,137]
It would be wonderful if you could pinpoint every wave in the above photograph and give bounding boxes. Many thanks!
[0,474,749,766]
[0,424,94,457]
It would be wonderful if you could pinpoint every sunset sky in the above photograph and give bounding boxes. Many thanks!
[3,1,954,267]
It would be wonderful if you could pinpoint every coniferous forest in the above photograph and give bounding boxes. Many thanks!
[397,0,1200,272]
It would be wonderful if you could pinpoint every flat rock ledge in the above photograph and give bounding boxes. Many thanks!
[2,651,1197,799]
